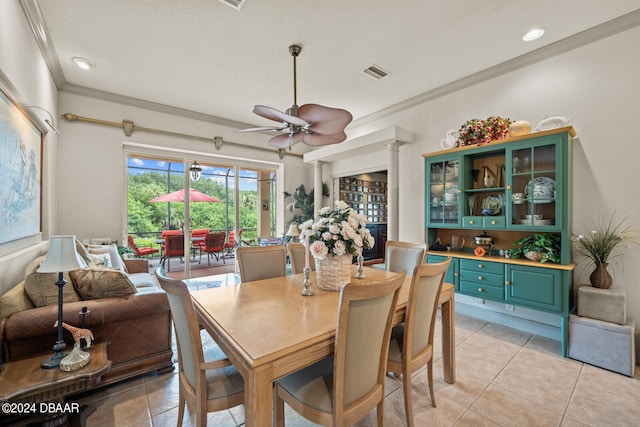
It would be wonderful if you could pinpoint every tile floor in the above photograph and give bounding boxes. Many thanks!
[75,312,640,427]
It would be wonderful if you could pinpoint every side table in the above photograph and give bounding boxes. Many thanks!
[0,342,111,426]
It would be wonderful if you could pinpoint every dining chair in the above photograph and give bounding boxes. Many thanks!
[199,232,226,265]
[287,242,315,274]
[387,257,451,427]
[236,245,287,282]
[384,240,427,274]
[161,234,186,272]
[155,266,244,427]
[274,270,406,426]
[127,234,159,259]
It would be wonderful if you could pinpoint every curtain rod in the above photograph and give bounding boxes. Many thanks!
[61,112,303,159]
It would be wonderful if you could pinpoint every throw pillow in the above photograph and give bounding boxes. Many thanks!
[70,268,137,300]
[75,240,93,266]
[88,252,113,268]
[87,243,128,273]
[23,256,82,307]
[0,281,36,318]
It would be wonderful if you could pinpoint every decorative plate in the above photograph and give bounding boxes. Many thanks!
[480,195,502,215]
[525,177,555,202]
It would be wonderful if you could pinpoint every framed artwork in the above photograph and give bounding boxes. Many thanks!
[0,85,43,243]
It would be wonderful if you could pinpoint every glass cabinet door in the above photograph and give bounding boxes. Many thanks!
[509,140,560,229]
[428,158,460,226]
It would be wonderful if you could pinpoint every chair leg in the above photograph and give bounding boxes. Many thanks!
[177,393,186,427]
[428,359,436,408]
[403,366,415,427]
[377,399,384,426]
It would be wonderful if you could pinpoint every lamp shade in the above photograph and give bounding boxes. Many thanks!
[37,235,86,273]
[285,224,300,237]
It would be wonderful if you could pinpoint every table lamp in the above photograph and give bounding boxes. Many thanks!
[37,235,86,369]
[285,223,299,243]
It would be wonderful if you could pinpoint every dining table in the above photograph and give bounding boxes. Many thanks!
[190,266,455,427]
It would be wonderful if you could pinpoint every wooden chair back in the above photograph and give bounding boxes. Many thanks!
[236,245,286,282]
[287,242,315,274]
[385,240,427,274]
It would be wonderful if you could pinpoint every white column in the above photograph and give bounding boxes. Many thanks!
[386,142,401,241]
[313,161,323,220]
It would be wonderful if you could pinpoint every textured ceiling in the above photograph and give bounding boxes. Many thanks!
[27,0,640,132]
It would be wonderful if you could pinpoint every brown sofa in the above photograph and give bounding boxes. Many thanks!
[0,251,174,388]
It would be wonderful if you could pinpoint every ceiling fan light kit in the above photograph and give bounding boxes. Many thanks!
[240,45,352,148]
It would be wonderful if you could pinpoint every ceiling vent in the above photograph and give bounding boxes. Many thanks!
[363,64,389,80]
[218,0,245,10]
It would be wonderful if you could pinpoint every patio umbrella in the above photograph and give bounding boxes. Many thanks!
[149,188,221,203]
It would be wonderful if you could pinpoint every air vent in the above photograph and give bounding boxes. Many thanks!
[363,64,389,80]
[218,0,245,10]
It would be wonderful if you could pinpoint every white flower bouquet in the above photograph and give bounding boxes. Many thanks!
[299,200,375,260]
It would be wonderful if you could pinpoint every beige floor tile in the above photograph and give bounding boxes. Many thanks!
[524,334,563,355]
[565,386,640,426]
[509,347,582,386]
[575,364,640,408]
[143,371,181,416]
[454,409,501,426]
[559,416,590,427]
[470,383,563,426]
[84,385,151,427]
[493,363,575,413]
[431,360,492,408]
[408,393,468,427]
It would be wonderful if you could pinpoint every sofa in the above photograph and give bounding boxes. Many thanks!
[0,241,174,388]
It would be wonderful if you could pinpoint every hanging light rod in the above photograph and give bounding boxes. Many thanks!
[24,105,60,134]
[61,113,302,158]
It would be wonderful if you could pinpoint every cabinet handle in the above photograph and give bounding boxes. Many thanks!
[469,220,475,225]
[506,185,511,190]
[490,220,496,225]
[478,276,483,281]
[478,288,484,293]
[478,264,484,268]
[505,281,511,285]
[454,272,459,276]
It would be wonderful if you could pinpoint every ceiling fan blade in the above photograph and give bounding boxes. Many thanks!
[253,105,308,127]
[297,104,353,135]
[237,126,286,133]
[268,133,304,148]
[302,132,347,146]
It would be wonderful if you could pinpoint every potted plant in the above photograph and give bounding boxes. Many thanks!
[572,213,637,288]
[283,183,329,226]
[510,233,561,263]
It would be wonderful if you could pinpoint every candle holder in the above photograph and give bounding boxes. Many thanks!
[355,254,365,279]
[301,267,314,296]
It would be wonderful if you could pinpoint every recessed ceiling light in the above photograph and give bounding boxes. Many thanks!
[522,28,545,42]
[72,57,95,70]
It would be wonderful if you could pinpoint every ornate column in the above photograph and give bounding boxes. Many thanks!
[313,161,323,220]
[386,142,401,241]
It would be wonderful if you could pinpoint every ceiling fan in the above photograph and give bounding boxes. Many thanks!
[238,45,353,149]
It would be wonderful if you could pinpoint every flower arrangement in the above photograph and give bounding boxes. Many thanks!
[457,116,512,146]
[572,213,637,268]
[299,200,375,260]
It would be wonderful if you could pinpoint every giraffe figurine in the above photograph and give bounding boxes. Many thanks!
[54,321,95,348]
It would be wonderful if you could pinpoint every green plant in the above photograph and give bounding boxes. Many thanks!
[283,183,329,226]
[572,213,637,268]
[510,233,561,263]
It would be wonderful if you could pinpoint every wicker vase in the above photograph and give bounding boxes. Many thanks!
[590,262,613,289]
[314,254,353,291]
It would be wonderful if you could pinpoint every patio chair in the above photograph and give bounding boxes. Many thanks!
[161,234,186,272]
[222,229,242,259]
[387,258,451,427]
[199,232,226,266]
[191,228,209,252]
[274,271,406,426]
[155,266,244,427]
[127,235,159,259]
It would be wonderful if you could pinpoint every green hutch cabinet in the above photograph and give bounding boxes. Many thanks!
[424,127,576,356]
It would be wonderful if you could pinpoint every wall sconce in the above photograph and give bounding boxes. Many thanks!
[25,105,60,134]
[190,161,202,181]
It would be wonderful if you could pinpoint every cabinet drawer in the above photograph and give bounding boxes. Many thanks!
[462,216,506,229]
[460,281,504,300]
[462,216,483,228]
[460,259,504,275]
[460,269,504,287]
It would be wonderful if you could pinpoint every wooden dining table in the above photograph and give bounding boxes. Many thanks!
[191,266,455,427]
